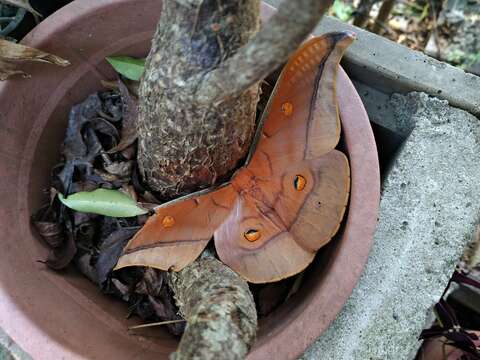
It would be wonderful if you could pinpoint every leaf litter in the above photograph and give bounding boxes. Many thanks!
[32,80,184,336]
[0,38,69,80]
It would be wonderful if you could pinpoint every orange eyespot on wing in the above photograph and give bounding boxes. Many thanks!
[294,175,307,191]
[281,102,294,116]
[244,229,261,242]
[214,194,316,283]
[215,151,350,283]
[115,185,236,272]
[162,215,175,228]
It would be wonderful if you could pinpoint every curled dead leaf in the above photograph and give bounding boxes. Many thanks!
[0,59,27,80]
[107,80,138,153]
[74,253,99,284]
[94,169,120,183]
[135,268,164,298]
[31,203,65,248]
[45,231,77,270]
[89,118,119,144]
[96,227,140,285]
[33,221,64,248]
[110,278,130,301]
[104,161,133,178]
[0,39,70,80]
[120,144,136,160]
[100,79,119,90]
[0,39,69,64]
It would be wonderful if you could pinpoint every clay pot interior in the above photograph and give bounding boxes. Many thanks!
[0,1,379,359]
[24,26,347,353]
[24,34,181,354]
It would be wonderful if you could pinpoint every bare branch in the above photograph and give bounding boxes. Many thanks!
[193,0,335,104]
[168,256,257,359]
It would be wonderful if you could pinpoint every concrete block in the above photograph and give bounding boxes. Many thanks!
[302,93,480,360]
[0,328,31,360]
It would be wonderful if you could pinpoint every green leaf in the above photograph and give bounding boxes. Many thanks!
[58,189,148,217]
[106,56,145,81]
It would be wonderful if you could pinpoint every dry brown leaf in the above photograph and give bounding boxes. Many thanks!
[0,59,27,80]
[100,79,119,90]
[106,80,138,153]
[0,0,42,17]
[0,39,70,80]
[104,161,133,178]
[0,39,69,64]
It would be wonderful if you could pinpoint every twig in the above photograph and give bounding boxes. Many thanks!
[128,319,186,330]
[193,0,335,104]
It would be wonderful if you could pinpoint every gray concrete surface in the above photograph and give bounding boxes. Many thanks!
[0,328,31,360]
[301,93,480,360]
[352,80,402,135]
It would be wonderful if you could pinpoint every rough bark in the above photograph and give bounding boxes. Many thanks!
[168,254,257,360]
[137,0,260,198]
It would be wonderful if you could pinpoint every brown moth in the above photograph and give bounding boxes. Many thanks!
[115,32,355,283]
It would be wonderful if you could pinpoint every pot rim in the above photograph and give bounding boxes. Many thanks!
[0,1,380,359]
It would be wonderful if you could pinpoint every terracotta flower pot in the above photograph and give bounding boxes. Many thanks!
[0,1,380,359]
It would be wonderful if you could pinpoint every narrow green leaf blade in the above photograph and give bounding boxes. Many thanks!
[58,189,148,217]
[106,56,145,81]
